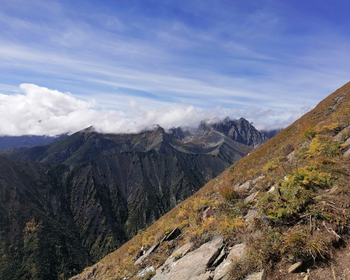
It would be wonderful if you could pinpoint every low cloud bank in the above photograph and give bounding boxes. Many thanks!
[0,84,304,136]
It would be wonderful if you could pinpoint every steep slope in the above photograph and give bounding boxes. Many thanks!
[0,148,232,280]
[0,157,90,280]
[72,81,350,280]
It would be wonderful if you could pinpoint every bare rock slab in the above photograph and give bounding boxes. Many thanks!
[213,243,246,280]
[152,236,224,280]
[159,242,194,270]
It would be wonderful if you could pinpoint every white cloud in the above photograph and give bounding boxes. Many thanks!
[0,84,297,136]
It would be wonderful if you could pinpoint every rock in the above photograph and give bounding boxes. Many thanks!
[152,236,224,280]
[135,243,160,265]
[235,180,253,191]
[245,191,259,202]
[191,271,213,280]
[158,242,194,271]
[210,247,226,267]
[344,149,350,158]
[203,207,213,219]
[246,269,266,280]
[287,150,296,162]
[288,261,302,273]
[244,209,259,224]
[213,243,247,280]
[161,228,181,242]
[172,242,194,258]
[333,125,350,141]
[136,266,155,278]
[252,175,265,185]
[303,276,309,280]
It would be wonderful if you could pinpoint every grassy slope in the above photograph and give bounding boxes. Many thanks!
[72,81,350,279]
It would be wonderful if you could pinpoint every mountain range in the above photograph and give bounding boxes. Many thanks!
[0,117,274,280]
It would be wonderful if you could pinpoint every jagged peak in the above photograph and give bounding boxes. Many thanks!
[80,125,96,133]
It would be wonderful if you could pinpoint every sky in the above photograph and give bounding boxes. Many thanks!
[1,0,350,136]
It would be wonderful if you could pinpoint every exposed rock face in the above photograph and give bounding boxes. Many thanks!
[152,237,224,280]
[198,117,269,147]
[213,243,247,280]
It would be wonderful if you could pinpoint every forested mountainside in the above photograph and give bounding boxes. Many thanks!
[72,81,350,280]
[0,118,268,280]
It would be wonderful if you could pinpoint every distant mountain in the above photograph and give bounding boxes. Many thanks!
[0,118,264,165]
[0,117,271,280]
[197,117,269,147]
[0,134,67,150]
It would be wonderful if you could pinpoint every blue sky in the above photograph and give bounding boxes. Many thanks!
[1,0,350,135]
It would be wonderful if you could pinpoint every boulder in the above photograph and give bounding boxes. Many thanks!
[213,243,246,280]
[152,236,224,280]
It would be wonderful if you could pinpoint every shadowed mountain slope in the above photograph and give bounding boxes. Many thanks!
[0,118,270,280]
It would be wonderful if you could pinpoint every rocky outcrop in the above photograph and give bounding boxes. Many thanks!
[128,236,250,280]
[213,243,247,280]
[152,237,224,280]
